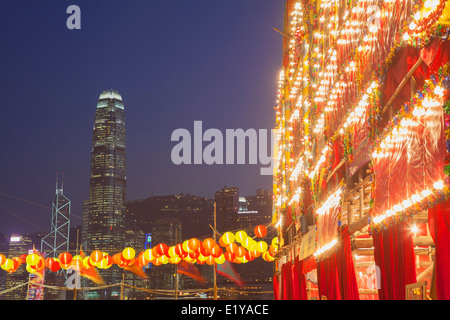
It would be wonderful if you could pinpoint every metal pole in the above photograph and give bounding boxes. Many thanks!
[175,226,178,300]
[213,202,217,300]
[120,272,124,300]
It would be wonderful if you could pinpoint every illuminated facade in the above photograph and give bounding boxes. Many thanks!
[82,90,127,298]
[273,0,450,300]
[4,235,32,300]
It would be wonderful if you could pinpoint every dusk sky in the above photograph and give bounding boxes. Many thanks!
[0,1,284,234]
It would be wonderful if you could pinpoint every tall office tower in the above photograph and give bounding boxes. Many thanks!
[214,186,239,232]
[149,218,182,291]
[82,90,127,299]
[40,177,71,300]
[4,235,33,300]
[41,176,71,259]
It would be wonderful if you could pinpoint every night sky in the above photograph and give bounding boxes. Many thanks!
[0,1,284,234]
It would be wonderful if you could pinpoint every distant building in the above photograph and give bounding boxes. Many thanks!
[215,186,239,232]
[4,234,33,300]
[149,218,182,292]
[215,187,274,300]
[81,90,127,299]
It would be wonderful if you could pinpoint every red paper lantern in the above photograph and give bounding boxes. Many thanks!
[90,250,103,263]
[188,238,200,251]
[235,246,246,258]
[254,225,267,238]
[206,255,215,265]
[224,251,235,262]
[175,243,185,256]
[156,243,169,256]
[202,238,215,251]
[226,243,238,254]
[58,252,72,265]
[0,254,6,266]
[210,244,222,258]
[48,258,61,272]
[200,245,210,257]
[188,251,199,259]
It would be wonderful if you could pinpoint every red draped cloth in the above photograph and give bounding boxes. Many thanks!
[372,221,417,300]
[317,227,359,300]
[317,254,341,300]
[281,261,293,300]
[292,257,308,300]
[337,226,360,300]
[428,198,450,300]
[273,273,280,300]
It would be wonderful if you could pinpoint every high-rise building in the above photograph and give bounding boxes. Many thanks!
[215,188,274,300]
[4,235,33,300]
[82,89,127,299]
[149,218,182,292]
[214,186,239,232]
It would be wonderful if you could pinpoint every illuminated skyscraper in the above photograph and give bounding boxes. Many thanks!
[82,90,127,298]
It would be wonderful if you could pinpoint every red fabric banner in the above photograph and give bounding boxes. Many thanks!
[372,221,417,300]
[428,198,450,300]
[337,227,360,300]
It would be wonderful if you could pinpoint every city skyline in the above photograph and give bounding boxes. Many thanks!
[0,1,283,234]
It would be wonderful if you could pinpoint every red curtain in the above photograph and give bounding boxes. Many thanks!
[281,261,293,300]
[317,254,341,300]
[372,221,417,300]
[273,273,280,300]
[337,226,360,300]
[316,227,359,300]
[428,198,450,300]
[292,257,308,300]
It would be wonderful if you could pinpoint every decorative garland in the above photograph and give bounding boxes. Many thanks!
[369,61,450,234]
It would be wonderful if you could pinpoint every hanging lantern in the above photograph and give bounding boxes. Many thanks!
[210,244,222,258]
[226,243,238,254]
[169,256,181,264]
[122,247,135,260]
[143,249,154,262]
[12,257,22,267]
[202,238,215,251]
[215,254,225,264]
[71,258,83,271]
[58,252,72,265]
[188,251,199,259]
[26,253,40,266]
[175,243,185,256]
[156,243,169,257]
[153,258,162,266]
[224,251,235,262]
[188,238,201,251]
[235,246,246,258]
[256,241,268,253]
[168,246,178,258]
[0,254,6,266]
[221,232,235,246]
[182,240,190,252]
[26,263,36,273]
[83,257,93,269]
[112,253,122,265]
[206,255,215,265]
[90,250,103,263]
[272,237,279,247]
[49,258,61,272]
[218,237,227,247]
[250,250,261,259]
[235,231,248,243]
[254,225,267,238]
